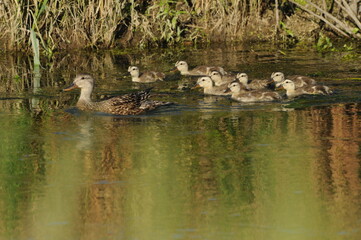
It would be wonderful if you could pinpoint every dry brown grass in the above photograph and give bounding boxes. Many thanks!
[0,0,359,52]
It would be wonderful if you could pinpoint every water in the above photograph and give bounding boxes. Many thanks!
[1,44,361,240]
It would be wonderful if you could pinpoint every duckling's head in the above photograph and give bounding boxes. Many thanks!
[175,61,188,71]
[236,73,248,85]
[226,81,242,93]
[209,70,222,81]
[196,76,214,88]
[271,72,285,83]
[128,66,140,77]
[281,79,295,91]
[63,74,94,91]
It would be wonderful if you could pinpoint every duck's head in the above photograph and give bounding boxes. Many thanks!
[280,79,295,90]
[209,70,222,80]
[63,74,94,91]
[174,61,188,72]
[225,81,242,93]
[193,76,214,89]
[128,66,140,76]
[236,73,248,85]
[270,72,285,83]
[197,77,214,88]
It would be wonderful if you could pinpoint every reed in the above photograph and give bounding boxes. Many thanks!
[0,0,359,53]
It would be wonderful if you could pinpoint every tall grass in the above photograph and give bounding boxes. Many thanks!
[0,0,127,51]
[0,0,273,52]
[0,0,359,54]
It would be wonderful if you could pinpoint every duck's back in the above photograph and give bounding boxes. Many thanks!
[140,71,165,82]
[204,84,230,96]
[82,89,164,115]
[233,90,282,102]
[288,75,317,87]
[190,66,226,76]
[248,79,270,90]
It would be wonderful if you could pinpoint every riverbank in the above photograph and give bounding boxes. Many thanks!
[1,0,360,54]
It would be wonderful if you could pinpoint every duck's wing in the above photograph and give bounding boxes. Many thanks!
[289,75,317,87]
[101,89,153,115]
[190,66,210,75]
[249,79,269,89]
[141,71,165,81]
[309,85,332,95]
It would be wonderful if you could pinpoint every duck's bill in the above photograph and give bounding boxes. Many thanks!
[275,86,284,91]
[266,79,274,84]
[170,67,178,72]
[191,84,201,89]
[224,88,231,93]
[63,83,79,91]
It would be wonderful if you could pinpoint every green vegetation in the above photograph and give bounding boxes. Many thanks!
[1,0,360,53]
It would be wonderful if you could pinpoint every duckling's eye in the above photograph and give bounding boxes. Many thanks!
[81,77,85,79]
[202,79,205,81]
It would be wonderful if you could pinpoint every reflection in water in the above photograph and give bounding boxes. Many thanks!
[0,47,361,239]
[1,103,361,239]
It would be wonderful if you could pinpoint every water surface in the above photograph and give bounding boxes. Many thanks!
[1,44,361,240]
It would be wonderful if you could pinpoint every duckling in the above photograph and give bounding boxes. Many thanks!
[280,79,332,98]
[225,81,282,103]
[236,73,270,90]
[128,66,165,83]
[271,72,316,88]
[63,74,172,115]
[174,61,227,76]
[209,70,236,86]
[193,76,231,96]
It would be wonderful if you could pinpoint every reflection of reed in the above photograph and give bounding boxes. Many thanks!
[309,104,361,233]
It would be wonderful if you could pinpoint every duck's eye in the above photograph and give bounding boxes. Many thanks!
[202,79,205,81]
[81,77,85,79]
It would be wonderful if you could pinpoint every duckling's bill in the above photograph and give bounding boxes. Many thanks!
[192,84,201,89]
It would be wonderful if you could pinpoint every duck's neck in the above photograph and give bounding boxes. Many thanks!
[79,86,93,103]
[131,76,141,82]
[130,71,140,82]
[231,89,243,98]
[179,67,189,75]
[286,88,296,97]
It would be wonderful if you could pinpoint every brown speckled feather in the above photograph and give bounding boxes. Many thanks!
[64,74,172,115]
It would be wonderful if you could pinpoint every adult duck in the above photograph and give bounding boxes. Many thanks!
[63,74,172,115]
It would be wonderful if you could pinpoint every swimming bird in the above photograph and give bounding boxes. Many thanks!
[225,81,282,102]
[63,74,172,115]
[271,72,317,88]
[236,73,270,90]
[280,79,332,98]
[209,70,236,86]
[193,76,231,96]
[174,61,227,76]
[128,66,165,83]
